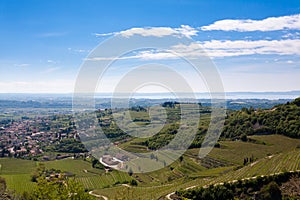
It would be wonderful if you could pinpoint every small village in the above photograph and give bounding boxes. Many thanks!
[0,114,130,171]
[0,116,80,159]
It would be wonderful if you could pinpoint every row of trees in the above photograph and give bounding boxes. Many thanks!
[48,138,88,153]
[138,123,179,150]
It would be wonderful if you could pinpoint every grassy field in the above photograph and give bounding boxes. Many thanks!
[1,134,300,198]
[0,158,133,193]
[1,174,36,193]
[0,158,37,174]
[0,158,37,193]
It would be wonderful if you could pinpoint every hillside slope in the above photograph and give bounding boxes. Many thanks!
[222,97,300,139]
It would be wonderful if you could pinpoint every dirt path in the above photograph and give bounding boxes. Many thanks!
[89,191,108,200]
[121,184,131,188]
[166,192,175,200]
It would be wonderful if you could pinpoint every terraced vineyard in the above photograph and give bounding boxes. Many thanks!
[93,149,300,199]
[77,171,132,189]
[92,135,300,199]
[209,150,300,185]
[186,134,300,165]
[44,158,103,176]
[1,135,299,198]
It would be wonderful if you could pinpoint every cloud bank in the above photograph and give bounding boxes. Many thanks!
[201,14,300,32]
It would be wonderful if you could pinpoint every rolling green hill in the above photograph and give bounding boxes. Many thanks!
[222,97,300,139]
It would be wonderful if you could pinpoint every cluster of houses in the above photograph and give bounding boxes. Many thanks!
[0,117,78,159]
[0,113,132,169]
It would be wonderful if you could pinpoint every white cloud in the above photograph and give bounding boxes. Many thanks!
[86,50,179,61]
[68,48,90,53]
[171,39,300,58]
[94,25,198,38]
[86,39,300,60]
[86,38,300,61]
[37,32,67,37]
[47,60,56,64]
[86,55,140,61]
[41,67,60,74]
[14,63,30,67]
[74,49,90,53]
[286,60,294,64]
[201,14,300,32]
[203,39,300,57]
[282,32,300,39]
[94,32,117,37]
[134,50,177,60]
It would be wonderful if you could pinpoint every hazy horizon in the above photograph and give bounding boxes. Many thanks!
[0,90,299,100]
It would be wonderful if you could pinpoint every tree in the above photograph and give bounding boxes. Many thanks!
[150,153,155,160]
[292,97,300,106]
[162,101,179,108]
[214,185,234,200]
[179,156,184,162]
[0,176,15,200]
[0,177,6,194]
[31,163,46,182]
[92,158,98,168]
[26,164,93,200]
[243,158,247,166]
[51,138,87,153]
[130,179,138,186]
[241,134,248,142]
[128,168,133,176]
[30,176,93,200]
[259,181,282,200]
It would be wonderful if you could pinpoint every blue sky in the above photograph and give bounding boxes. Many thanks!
[1,0,300,93]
